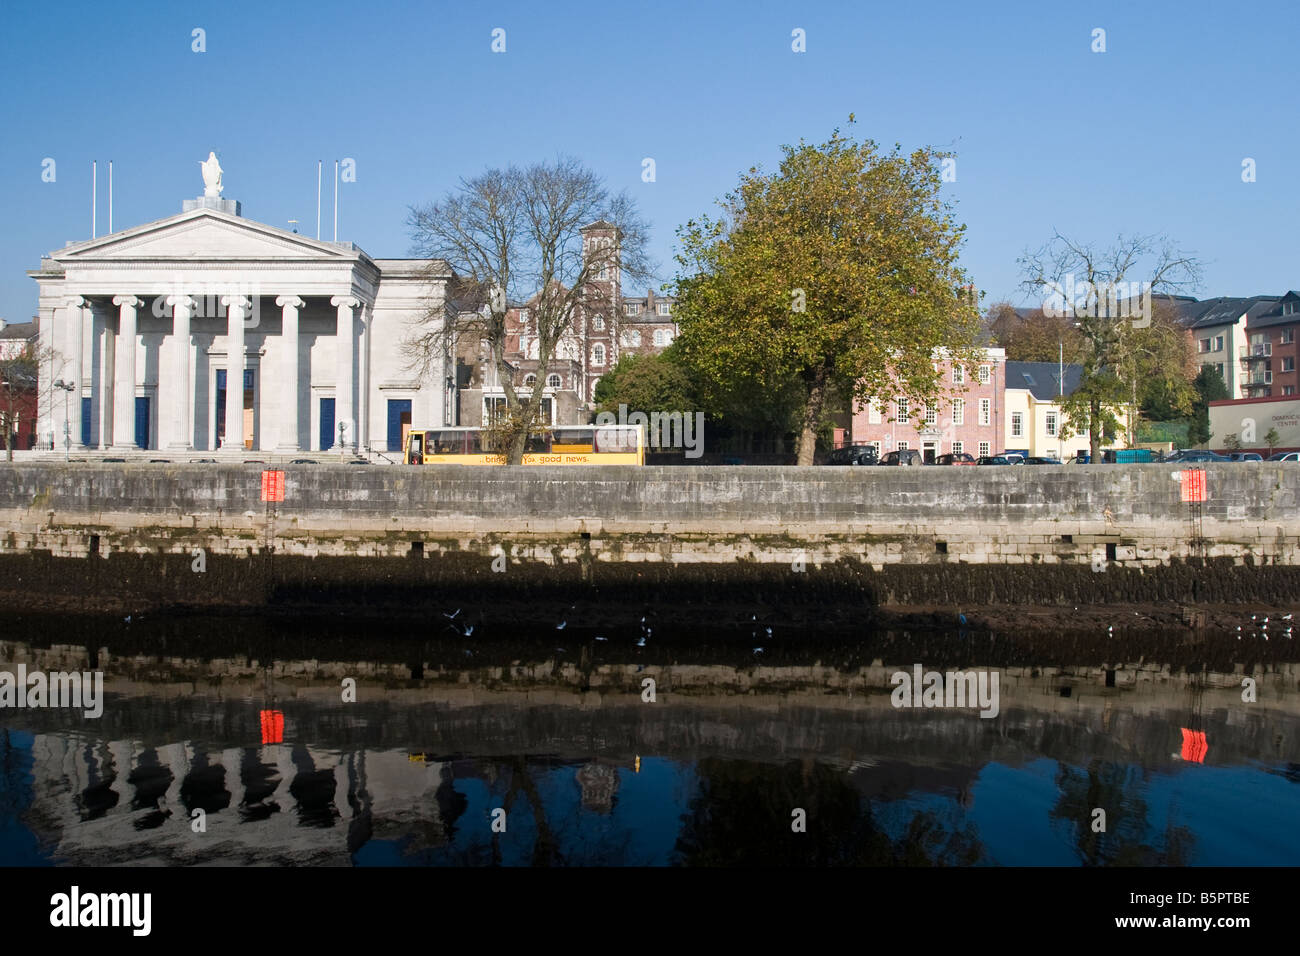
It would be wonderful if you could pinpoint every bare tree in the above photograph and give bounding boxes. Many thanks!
[1018,233,1201,462]
[406,158,653,464]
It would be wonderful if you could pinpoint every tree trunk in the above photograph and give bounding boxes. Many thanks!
[795,366,830,466]
[1089,397,1102,464]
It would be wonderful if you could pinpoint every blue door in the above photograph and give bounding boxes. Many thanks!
[81,398,91,447]
[387,399,412,452]
[134,397,150,449]
[319,398,335,451]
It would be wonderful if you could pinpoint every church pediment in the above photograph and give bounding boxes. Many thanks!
[54,209,353,263]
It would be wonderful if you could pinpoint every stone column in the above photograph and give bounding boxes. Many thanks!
[358,304,371,452]
[65,296,86,448]
[220,295,251,454]
[110,296,142,451]
[98,308,115,449]
[275,295,305,452]
[165,294,194,451]
[330,295,358,452]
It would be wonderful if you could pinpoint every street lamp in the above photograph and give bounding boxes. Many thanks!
[53,379,74,461]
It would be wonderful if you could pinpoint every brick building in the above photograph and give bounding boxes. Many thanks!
[850,348,1006,462]
[1173,292,1300,399]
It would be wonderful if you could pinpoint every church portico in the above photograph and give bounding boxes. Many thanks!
[29,156,454,458]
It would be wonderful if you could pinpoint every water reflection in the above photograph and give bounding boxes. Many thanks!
[1,614,1298,866]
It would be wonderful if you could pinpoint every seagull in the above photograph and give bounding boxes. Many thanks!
[556,621,567,630]
[753,647,764,655]
[765,626,773,638]
[463,625,475,637]
[444,609,460,619]
[595,636,607,642]
[636,636,646,648]
[1283,613,1292,621]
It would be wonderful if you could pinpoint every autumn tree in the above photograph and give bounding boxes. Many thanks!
[985,302,1086,363]
[1019,233,1201,461]
[672,124,982,465]
[592,347,697,420]
[406,158,652,464]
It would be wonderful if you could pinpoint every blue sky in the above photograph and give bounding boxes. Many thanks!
[1,0,1297,322]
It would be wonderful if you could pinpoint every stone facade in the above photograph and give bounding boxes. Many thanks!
[28,200,452,455]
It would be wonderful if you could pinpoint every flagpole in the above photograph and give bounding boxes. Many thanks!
[316,160,322,240]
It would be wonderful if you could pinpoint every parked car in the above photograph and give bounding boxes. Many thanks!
[1267,451,1300,462]
[975,455,1012,465]
[826,445,879,466]
[933,452,977,466]
[1163,449,1232,463]
[1001,453,1025,465]
[1228,452,1264,462]
[878,449,923,466]
[1018,456,1063,465]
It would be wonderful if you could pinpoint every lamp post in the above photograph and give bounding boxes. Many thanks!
[53,378,74,461]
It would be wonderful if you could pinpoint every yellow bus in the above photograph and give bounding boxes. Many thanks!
[403,424,645,465]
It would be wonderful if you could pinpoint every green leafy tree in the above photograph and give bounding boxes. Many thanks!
[592,347,697,418]
[671,122,982,465]
[1222,432,1241,451]
[1264,427,1281,455]
[1186,365,1228,446]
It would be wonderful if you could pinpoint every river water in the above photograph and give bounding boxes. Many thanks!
[1,611,1296,866]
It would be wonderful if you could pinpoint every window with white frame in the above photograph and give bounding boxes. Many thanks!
[868,400,882,425]
[519,308,529,325]
[978,441,990,457]
[547,373,562,389]
[1282,329,1295,344]
[952,399,964,426]
[592,314,605,331]
[952,441,964,456]
[592,343,606,366]
[1215,335,1225,352]
[1199,338,1211,353]
[598,266,609,280]
[925,401,937,425]
[523,373,536,387]
[621,330,641,347]
[897,441,909,451]
[895,398,908,423]
[625,303,641,316]
[978,365,991,384]
[653,329,666,347]
[1045,411,1058,436]
[869,441,881,457]
[1011,412,1023,437]
[979,398,991,426]
[952,365,964,384]
[657,301,671,315]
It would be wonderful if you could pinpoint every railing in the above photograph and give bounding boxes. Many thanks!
[1245,372,1273,387]
[1239,343,1272,359]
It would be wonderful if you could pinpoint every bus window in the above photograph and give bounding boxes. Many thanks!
[407,432,424,465]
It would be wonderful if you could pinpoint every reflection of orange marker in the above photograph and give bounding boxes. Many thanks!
[1181,728,1208,763]
[260,709,284,745]
[635,755,640,773]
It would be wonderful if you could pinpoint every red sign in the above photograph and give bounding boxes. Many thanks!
[1179,469,1207,503]
[260,709,285,744]
[260,470,285,502]
[1180,728,1208,763]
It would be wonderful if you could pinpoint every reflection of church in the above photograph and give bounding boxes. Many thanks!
[31,155,455,455]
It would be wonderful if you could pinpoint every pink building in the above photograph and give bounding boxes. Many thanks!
[850,348,1007,462]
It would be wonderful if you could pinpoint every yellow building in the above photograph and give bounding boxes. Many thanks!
[1003,361,1126,460]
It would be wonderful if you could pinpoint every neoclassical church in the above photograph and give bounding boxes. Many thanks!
[30,159,454,456]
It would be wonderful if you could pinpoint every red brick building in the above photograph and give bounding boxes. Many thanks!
[0,320,39,451]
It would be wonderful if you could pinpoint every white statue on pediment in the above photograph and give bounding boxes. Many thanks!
[200,151,223,198]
